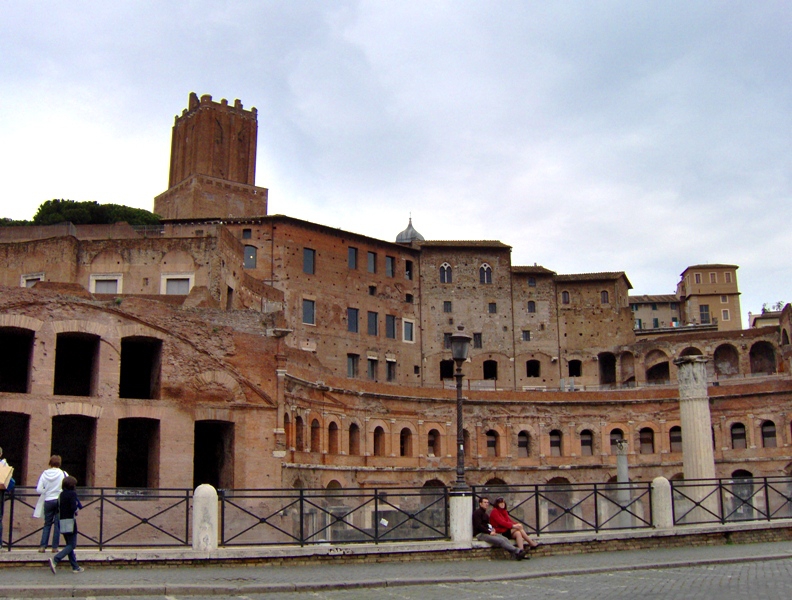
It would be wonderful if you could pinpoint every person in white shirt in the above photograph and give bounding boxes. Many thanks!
[34,455,67,552]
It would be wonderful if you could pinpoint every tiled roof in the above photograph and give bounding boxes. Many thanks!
[681,264,738,274]
[512,265,556,275]
[554,272,632,288]
[628,294,679,304]
[418,240,511,249]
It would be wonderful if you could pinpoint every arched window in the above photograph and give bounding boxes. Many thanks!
[526,360,541,377]
[295,416,305,451]
[244,245,257,269]
[527,300,536,313]
[428,429,440,456]
[479,263,492,284]
[400,428,413,457]
[561,291,570,304]
[440,262,452,284]
[483,360,498,380]
[639,428,655,454]
[517,431,530,457]
[600,290,609,304]
[550,429,562,456]
[731,423,746,449]
[580,429,593,456]
[310,419,321,453]
[486,429,499,457]
[349,423,360,456]
[669,426,682,453]
[762,421,777,448]
[373,426,385,456]
[328,422,339,454]
[609,428,624,454]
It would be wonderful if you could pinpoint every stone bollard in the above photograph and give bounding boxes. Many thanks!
[449,493,473,543]
[651,476,673,529]
[192,484,219,552]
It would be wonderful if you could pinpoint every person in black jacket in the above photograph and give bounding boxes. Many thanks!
[48,476,84,573]
[472,496,524,560]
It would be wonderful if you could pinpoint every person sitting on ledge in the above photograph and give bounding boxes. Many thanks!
[489,497,540,553]
[472,496,525,560]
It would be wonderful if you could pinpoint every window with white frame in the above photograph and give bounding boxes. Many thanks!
[722,309,730,321]
[91,273,123,294]
[21,272,44,288]
[403,319,415,342]
[161,273,193,295]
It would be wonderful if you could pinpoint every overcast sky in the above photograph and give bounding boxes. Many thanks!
[1,1,790,323]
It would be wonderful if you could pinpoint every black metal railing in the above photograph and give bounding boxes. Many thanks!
[671,476,792,525]
[219,486,449,546]
[3,487,192,550]
[471,482,653,534]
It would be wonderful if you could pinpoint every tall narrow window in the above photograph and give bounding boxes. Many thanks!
[550,430,562,456]
[527,301,536,313]
[328,422,339,454]
[405,260,413,280]
[348,247,358,269]
[479,264,492,284]
[440,262,452,283]
[367,251,377,273]
[580,430,593,456]
[349,423,360,455]
[347,354,359,378]
[561,291,570,304]
[528,277,536,287]
[488,302,497,314]
[385,315,396,339]
[443,301,452,313]
[725,272,732,283]
[303,248,316,274]
[731,423,746,449]
[244,245,257,269]
[373,426,385,456]
[700,305,711,324]
[400,428,412,456]
[428,429,440,456]
[609,429,624,454]
[368,311,378,336]
[517,431,530,457]
[347,307,359,333]
[762,421,777,448]
[367,358,378,380]
[486,430,499,457]
[639,428,655,454]
[522,330,531,341]
[385,256,395,277]
[600,290,609,304]
[444,333,452,349]
[386,361,396,382]
[302,299,315,325]
[670,426,682,452]
[403,320,414,342]
[473,333,482,348]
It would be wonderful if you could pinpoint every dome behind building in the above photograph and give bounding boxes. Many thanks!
[396,218,425,243]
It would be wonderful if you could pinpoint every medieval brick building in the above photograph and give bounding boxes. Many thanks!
[0,93,789,494]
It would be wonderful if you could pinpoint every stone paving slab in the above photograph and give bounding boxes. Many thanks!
[1,540,792,597]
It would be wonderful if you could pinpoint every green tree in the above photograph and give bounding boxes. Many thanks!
[28,199,161,226]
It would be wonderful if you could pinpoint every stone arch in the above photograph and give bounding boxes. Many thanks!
[90,250,125,271]
[713,344,740,377]
[750,341,776,374]
[193,370,246,403]
[645,349,670,383]
[620,351,635,384]
[0,314,44,332]
[161,249,196,273]
[679,346,703,357]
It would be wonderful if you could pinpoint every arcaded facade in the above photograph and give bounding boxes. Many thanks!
[0,93,790,495]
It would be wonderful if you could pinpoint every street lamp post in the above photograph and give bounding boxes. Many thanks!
[450,327,473,493]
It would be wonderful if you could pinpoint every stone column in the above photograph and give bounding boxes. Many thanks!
[449,494,473,543]
[674,356,716,480]
[674,356,717,520]
[192,484,219,552]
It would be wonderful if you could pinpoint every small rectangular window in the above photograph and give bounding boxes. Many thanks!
[722,309,730,321]
[386,361,396,382]
[405,260,413,280]
[651,303,657,311]
[386,314,396,339]
[721,295,728,303]
[367,358,378,380]
[303,248,316,274]
[165,278,189,295]
[653,318,659,328]
[630,304,637,311]
[403,320,414,342]
[347,308,359,333]
[302,299,316,325]
[348,247,358,269]
[709,272,717,283]
[385,256,395,277]
[443,301,452,313]
[635,319,643,329]
[695,273,702,284]
[368,311,378,335]
[488,302,497,314]
[347,354,359,378]
[725,272,732,283]
[443,333,451,349]
[369,285,377,296]
[473,333,482,348]
[95,279,119,294]
[405,293,414,303]
[242,228,252,239]
[367,251,377,273]
[700,305,711,324]
[522,330,531,341]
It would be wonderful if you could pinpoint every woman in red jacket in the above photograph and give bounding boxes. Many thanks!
[489,497,539,552]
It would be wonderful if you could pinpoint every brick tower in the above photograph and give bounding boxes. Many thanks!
[154,93,268,220]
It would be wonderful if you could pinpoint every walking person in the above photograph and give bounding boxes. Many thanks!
[472,496,525,560]
[0,447,12,549]
[34,455,67,552]
[489,497,540,553]
[48,476,83,573]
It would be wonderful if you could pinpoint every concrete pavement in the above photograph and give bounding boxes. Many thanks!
[1,539,792,598]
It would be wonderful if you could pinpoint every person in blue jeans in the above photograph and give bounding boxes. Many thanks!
[35,455,66,552]
[48,476,83,573]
